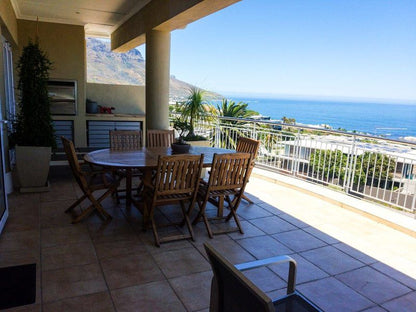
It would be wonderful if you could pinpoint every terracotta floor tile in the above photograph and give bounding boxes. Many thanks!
[43,291,115,312]
[382,291,416,312]
[201,238,255,264]
[41,241,97,271]
[153,247,210,278]
[236,204,273,220]
[336,266,412,304]
[371,261,416,290]
[0,230,39,253]
[250,216,297,234]
[273,229,327,252]
[301,245,365,275]
[237,235,293,259]
[298,277,373,312]
[256,202,285,215]
[42,263,107,303]
[94,238,146,259]
[269,254,329,284]
[334,242,378,265]
[100,252,164,289]
[111,280,186,312]
[303,226,340,245]
[40,200,76,229]
[169,271,213,311]
[41,225,90,248]
[228,220,266,239]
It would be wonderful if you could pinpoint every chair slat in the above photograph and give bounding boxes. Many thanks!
[143,153,204,246]
[110,130,142,150]
[147,129,175,147]
[193,152,252,237]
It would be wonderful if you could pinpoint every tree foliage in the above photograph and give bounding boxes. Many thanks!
[310,149,395,186]
[11,40,56,148]
[179,87,209,137]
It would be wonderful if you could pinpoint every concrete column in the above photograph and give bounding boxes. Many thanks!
[145,30,171,130]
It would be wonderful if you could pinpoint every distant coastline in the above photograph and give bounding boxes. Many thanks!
[227,96,416,142]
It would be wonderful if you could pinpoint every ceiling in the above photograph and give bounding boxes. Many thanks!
[10,0,151,37]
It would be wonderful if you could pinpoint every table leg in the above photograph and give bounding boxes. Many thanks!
[126,168,132,206]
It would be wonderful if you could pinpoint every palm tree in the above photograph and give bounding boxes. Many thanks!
[215,99,257,148]
[180,87,208,137]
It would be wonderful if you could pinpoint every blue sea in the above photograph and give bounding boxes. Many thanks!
[228,97,416,141]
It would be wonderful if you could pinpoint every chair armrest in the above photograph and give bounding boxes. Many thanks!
[235,255,297,295]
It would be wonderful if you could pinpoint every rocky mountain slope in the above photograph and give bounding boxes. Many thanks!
[86,38,220,101]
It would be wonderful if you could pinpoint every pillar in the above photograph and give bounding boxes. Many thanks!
[145,30,171,130]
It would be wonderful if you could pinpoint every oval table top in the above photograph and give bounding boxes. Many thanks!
[84,146,234,169]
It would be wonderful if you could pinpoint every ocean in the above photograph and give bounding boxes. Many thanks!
[228,97,416,141]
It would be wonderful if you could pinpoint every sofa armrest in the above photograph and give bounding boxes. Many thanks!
[235,255,297,295]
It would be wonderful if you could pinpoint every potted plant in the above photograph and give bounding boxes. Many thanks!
[10,39,56,192]
[171,119,191,153]
[174,87,213,147]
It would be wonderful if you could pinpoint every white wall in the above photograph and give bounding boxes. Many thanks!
[86,83,145,115]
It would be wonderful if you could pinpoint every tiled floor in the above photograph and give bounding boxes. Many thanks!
[1,166,416,311]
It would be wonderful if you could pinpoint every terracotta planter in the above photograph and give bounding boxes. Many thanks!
[15,146,51,192]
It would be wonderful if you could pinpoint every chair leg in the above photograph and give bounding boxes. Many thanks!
[225,196,244,234]
[180,201,195,241]
[193,200,213,238]
[149,205,160,247]
[241,193,253,204]
[71,188,114,224]
[65,194,87,213]
[93,188,115,220]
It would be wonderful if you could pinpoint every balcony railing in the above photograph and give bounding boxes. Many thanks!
[171,115,416,214]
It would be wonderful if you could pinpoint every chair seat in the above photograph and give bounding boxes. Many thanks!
[143,188,194,202]
[198,183,238,198]
[274,293,321,312]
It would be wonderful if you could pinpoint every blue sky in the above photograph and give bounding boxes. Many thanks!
[137,0,416,103]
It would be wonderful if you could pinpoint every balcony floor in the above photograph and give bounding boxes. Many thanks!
[1,166,415,311]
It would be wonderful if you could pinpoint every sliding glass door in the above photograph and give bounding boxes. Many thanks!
[0,37,12,234]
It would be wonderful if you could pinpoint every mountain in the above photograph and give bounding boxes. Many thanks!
[86,38,221,101]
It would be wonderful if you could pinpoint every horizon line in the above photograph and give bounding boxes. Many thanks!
[219,91,416,105]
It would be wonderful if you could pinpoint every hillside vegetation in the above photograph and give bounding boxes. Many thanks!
[86,38,221,101]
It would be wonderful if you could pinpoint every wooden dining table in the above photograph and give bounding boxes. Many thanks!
[84,145,234,210]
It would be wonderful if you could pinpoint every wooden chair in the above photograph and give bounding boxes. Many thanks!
[61,136,121,223]
[142,154,204,247]
[193,152,252,238]
[236,137,260,204]
[146,129,175,147]
[204,243,323,312]
[109,130,143,201]
[109,130,142,150]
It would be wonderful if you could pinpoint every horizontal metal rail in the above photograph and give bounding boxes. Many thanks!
[170,115,416,214]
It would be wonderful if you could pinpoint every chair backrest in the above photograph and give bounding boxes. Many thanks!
[153,154,204,197]
[236,137,260,159]
[204,243,274,312]
[109,130,142,150]
[147,129,175,148]
[207,153,252,192]
[61,136,87,190]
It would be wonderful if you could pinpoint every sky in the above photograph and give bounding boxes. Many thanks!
[136,0,416,103]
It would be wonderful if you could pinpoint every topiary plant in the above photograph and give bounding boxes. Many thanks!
[10,39,56,149]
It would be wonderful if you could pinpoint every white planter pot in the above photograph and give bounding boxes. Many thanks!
[15,146,51,192]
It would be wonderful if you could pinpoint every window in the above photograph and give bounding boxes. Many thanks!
[2,37,15,130]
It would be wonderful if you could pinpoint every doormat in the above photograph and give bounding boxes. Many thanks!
[0,263,36,309]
